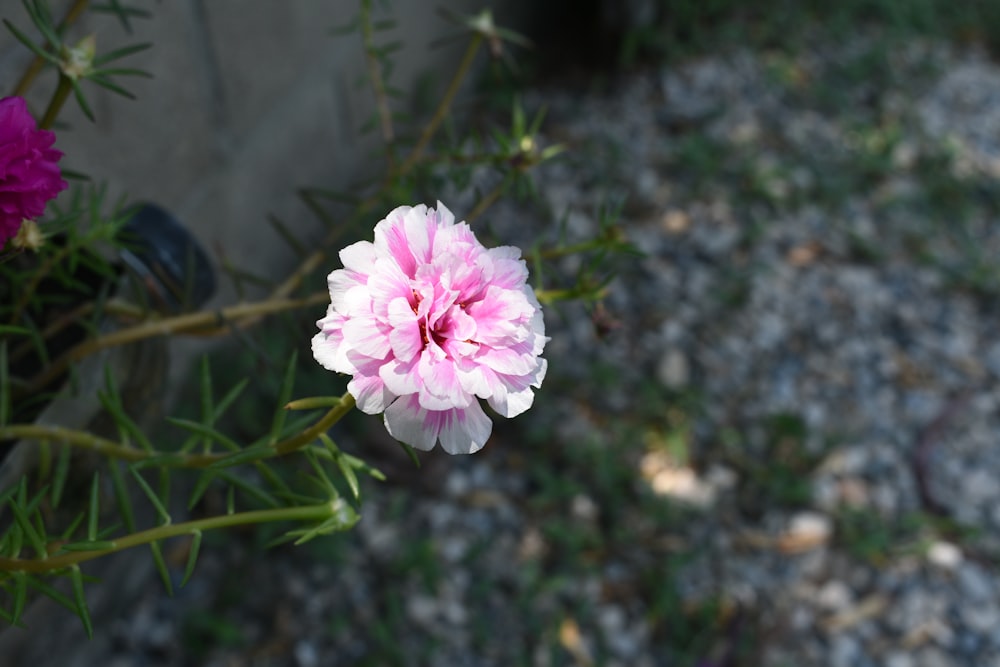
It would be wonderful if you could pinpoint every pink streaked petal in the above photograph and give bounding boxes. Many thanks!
[387,296,416,326]
[379,356,421,396]
[367,257,413,312]
[487,385,534,418]
[387,298,423,363]
[342,317,391,359]
[466,286,532,344]
[311,329,355,375]
[443,221,477,248]
[402,205,436,267]
[483,247,528,289]
[348,373,395,415]
[532,330,549,357]
[417,354,472,410]
[475,345,536,376]
[446,258,486,302]
[374,205,421,277]
[436,401,493,455]
[316,306,346,335]
[327,268,355,304]
[434,200,456,227]
[383,395,438,451]
[456,363,490,398]
[441,337,478,361]
[439,304,476,341]
[531,357,548,388]
[338,240,377,274]
[525,285,547,331]
[342,284,374,317]
[485,361,545,417]
[328,271,371,316]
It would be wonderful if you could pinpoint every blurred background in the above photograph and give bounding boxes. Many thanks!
[4,0,1000,665]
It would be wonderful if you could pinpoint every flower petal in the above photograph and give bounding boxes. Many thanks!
[348,372,394,414]
[342,316,391,359]
[312,312,355,374]
[417,353,472,410]
[383,395,438,450]
[339,240,377,274]
[387,297,423,362]
[379,354,421,397]
[436,401,492,455]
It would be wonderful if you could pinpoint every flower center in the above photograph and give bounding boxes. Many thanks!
[411,289,471,352]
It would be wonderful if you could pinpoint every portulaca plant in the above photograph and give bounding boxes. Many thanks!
[312,203,548,454]
[0,0,624,637]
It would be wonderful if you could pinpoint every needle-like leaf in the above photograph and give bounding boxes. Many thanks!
[167,418,240,452]
[269,351,298,444]
[70,566,93,639]
[129,467,171,525]
[149,541,173,596]
[70,78,96,122]
[91,42,152,66]
[181,530,202,586]
[109,462,136,532]
[11,572,26,625]
[87,472,100,541]
[50,444,73,508]
[2,20,57,64]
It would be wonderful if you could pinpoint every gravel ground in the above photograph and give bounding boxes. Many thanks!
[42,31,1000,667]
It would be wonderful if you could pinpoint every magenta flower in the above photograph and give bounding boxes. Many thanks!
[312,202,548,454]
[0,96,67,245]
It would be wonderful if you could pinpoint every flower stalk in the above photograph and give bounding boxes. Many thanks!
[15,292,328,399]
[0,391,356,468]
[396,32,483,177]
[0,502,339,574]
[360,0,395,165]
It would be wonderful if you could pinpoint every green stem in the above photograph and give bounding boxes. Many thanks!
[0,502,336,573]
[0,391,355,468]
[274,392,355,456]
[465,174,510,224]
[39,75,72,130]
[16,292,327,400]
[395,33,483,178]
[528,238,614,263]
[9,300,143,366]
[360,0,395,165]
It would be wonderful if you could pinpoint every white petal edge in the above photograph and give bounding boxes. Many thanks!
[383,396,438,451]
[437,401,492,455]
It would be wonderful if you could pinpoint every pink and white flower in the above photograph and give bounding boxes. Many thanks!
[312,202,547,454]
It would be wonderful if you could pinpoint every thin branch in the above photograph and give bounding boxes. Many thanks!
[0,503,336,573]
[465,176,509,224]
[38,74,72,130]
[0,391,356,468]
[9,300,144,366]
[395,33,483,178]
[16,292,327,398]
[360,0,395,165]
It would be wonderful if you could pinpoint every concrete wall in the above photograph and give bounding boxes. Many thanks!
[2,0,495,302]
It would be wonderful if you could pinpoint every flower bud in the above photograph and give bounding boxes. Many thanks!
[9,220,45,251]
[60,34,96,80]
